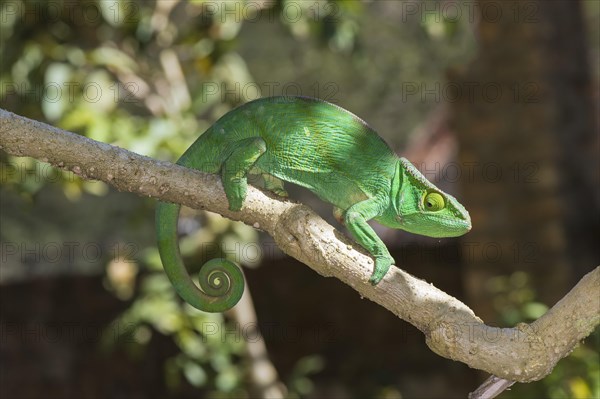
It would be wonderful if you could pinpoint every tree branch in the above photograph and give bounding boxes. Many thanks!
[1,108,598,384]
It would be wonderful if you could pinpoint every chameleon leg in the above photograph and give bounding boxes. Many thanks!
[344,198,395,285]
[263,174,288,197]
[221,137,267,211]
[333,206,345,225]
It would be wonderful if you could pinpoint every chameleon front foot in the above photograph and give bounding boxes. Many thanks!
[227,190,245,212]
[369,256,394,285]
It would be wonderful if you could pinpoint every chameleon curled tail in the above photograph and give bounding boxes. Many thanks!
[155,201,244,312]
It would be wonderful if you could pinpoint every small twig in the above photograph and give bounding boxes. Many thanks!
[227,286,286,399]
[469,375,515,399]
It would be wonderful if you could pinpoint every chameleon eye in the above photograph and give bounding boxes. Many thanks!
[424,192,445,212]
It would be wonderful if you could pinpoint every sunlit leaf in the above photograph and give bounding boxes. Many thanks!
[183,360,207,387]
[568,376,593,399]
[164,356,183,391]
[292,377,314,395]
[81,180,108,197]
[176,329,208,359]
[11,43,42,87]
[134,325,152,344]
[215,366,239,391]
[42,63,73,121]
[522,302,548,320]
[141,247,165,271]
[294,354,325,375]
[90,47,138,74]
[84,70,118,113]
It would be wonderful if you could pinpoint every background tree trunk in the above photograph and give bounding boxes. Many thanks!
[452,0,598,319]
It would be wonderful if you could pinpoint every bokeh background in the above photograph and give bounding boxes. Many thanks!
[1,1,598,398]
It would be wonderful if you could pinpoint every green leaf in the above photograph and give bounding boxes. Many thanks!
[522,302,548,320]
[182,360,207,387]
[42,63,73,121]
[215,367,239,392]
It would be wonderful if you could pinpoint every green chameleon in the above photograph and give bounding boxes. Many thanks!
[156,96,471,312]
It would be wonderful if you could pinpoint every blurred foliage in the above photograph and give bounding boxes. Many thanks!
[487,271,599,399]
[1,0,360,395]
[1,0,598,397]
[102,267,246,395]
[286,354,325,398]
[486,271,550,325]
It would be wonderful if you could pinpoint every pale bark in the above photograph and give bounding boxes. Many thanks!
[1,108,598,385]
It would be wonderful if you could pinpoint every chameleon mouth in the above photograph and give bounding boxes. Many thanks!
[459,221,472,235]
[437,215,472,236]
[463,212,472,232]
[455,217,472,234]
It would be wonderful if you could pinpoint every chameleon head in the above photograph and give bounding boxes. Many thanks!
[378,158,472,238]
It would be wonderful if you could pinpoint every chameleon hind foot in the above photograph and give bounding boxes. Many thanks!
[221,137,267,211]
[333,207,345,225]
[263,174,288,197]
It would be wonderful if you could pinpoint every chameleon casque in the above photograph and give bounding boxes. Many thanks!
[156,96,471,312]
